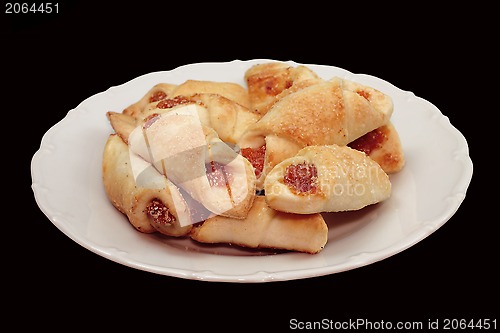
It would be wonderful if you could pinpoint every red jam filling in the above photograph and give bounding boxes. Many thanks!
[145,199,176,226]
[240,145,266,177]
[149,91,167,103]
[348,126,388,155]
[156,95,192,109]
[283,162,318,194]
[356,89,371,100]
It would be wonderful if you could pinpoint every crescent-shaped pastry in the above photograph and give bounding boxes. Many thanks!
[110,93,260,144]
[123,79,250,118]
[264,144,392,214]
[102,134,193,236]
[238,78,394,190]
[127,105,256,220]
[245,61,322,115]
[170,79,251,109]
[190,196,328,254]
[106,111,137,144]
[123,83,178,118]
[179,93,260,144]
[348,121,405,174]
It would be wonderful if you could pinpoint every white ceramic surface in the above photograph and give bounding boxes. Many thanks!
[31,59,473,282]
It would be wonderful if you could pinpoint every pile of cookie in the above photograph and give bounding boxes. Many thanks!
[102,61,404,254]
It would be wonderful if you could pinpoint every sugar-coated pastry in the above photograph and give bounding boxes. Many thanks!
[190,196,328,254]
[184,93,260,144]
[348,121,405,174]
[245,61,322,115]
[239,77,394,190]
[170,79,251,109]
[127,105,256,220]
[110,93,260,144]
[123,83,178,118]
[102,134,193,236]
[264,144,392,214]
[102,62,406,255]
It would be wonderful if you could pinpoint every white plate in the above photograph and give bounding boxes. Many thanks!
[31,59,473,282]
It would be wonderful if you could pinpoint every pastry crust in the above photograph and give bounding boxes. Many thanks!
[239,78,393,190]
[123,83,177,118]
[190,196,328,254]
[170,79,251,109]
[102,134,193,236]
[123,80,250,117]
[111,93,260,145]
[348,122,405,174]
[264,144,392,214]
[186,93,261,144]
[245,62,322,115]
[102,62,405,254]
[127,105,256,220]
[106,111,138,144]
[241,78,393,147]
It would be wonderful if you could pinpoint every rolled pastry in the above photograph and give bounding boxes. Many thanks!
[171,80,250,108]
[170,79,251,109]
[109,93,260,144]
[123,83,178,118]
[127,105,256,220]
[245,61,322,115]
[348,121,405,174]
[123,79,251,118]
[179,93,260,144]
[264,144,392,214]
[102,134,193,236]
[239,78,394,190]
[190,196,328,254]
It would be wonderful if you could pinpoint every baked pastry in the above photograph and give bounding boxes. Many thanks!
[264,144,392,214]
[184,93,260,144]
[123,80,250,118]
[102,134,193,236]
[102,61,405,255]
[238,77,394,190]
[245,62,404,175]
[190,196,328,254]
[123,83,178,118]
[106,111,137,144]
[127,105,256,219]
[348,121,405,173]
[170,79,251,109]
[110,93,259,145]
[245,61,322,115]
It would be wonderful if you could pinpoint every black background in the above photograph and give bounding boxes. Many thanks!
[4,1,493,330]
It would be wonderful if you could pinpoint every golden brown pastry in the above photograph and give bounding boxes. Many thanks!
[190,196,328,254]
[170,79,251,109]
[182,93,260,144]
[127,105,256,219]
[348,121,405,174]
[245,62,322,115]
[239,77,394,190]
[110,93,259,145]
[102,61,405,256]
[102,134,193,236]
[106,111,137,144]
[123,83,178,118]
[264,144,392,214]
[122,79,250,117]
